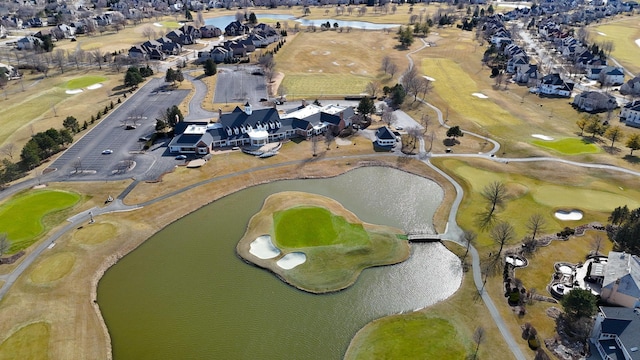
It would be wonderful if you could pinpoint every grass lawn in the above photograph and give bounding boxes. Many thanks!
[345,315,467,360]
[281,73,371,97]
[589,17,640,75]
[63,76,108,90]
[72,222,117,245]
[29,252,76,284]
[0,189,80,253]
[0,322,50,360]
[273,206,369,247]
[531,138,601,155]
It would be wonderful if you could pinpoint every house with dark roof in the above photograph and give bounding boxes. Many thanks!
[375,126,397,147]
[224,20,249,36]
[539,73,574,97]
[590,306,640,360]
[573,91,618,112]
[16,36,43,50]
[166,29,194,45]
[620,101,640,128]
[600,251,640,308]
[200,25,222,38]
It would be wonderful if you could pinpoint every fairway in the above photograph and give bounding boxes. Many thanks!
[63,76,108,90]
[273,206,369,248]
[281,74,371,98]
[532,138,600,155]
[0,190,80,252]
[29,252,76,284]
[590,19,640,74]
[345,315,466,360]
[422,58,521,127]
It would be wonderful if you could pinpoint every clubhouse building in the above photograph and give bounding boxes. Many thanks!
[168,102,355,154]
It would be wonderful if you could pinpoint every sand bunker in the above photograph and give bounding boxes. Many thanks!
[249,235,281,259]
[597,32,607,36]
[472,93,488,99]
[555,210,583,221]
[276,252,306,269]
[423,76,435,81]
[335,138,352,146]
[322,51,331,55]
[332,61,340,66]
[532,134,554,141]
[636,39,640,48]
[153,22,163,27]
[65,89,83,94]
[87,83,103,90]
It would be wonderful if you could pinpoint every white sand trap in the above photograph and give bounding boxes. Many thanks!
[322,51,331,55]
[335,137,352,146]
[555,210,583,221]
[249,235,281,259]
[472,93,488,99]
[423,76,435,81]
[636,39,640,48]
[597,32,607,36]
[277,252,306,269]
[532,134,554,141]
[559,265,573,275]
[87,83,102,90]
[65,89,83,94]
[347,62,355,67]
[332,61,340,66]
[153,22,163,27]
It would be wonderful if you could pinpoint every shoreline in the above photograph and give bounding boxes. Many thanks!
[90,158,452,358]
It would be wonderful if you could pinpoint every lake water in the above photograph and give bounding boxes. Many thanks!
[205,14,401,30]
[98,167,462,359]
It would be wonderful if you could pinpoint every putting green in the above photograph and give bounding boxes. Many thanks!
[63,75,107,90]
[0,322,50,360]
[273,206,369,248]
[29,252,75,284]
[0,189,80,253]
[345,315,466,359]
[532,138,600,155]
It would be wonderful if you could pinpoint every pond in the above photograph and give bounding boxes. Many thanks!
[98,167,462,359]
[205,14,401,30]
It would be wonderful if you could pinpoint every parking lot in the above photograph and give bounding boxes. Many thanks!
[213,65,268,105]
[48,78,189,181]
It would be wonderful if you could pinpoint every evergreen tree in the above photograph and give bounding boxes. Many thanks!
[204,59,217,76]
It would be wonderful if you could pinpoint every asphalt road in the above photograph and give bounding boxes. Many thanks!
[48,78,189,182]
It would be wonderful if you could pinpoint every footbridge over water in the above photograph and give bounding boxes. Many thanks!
[406,232,443,242]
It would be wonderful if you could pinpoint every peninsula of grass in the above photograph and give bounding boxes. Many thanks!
[237,191,409,293]
[0,189,80,253]
[63,75,107,90]
[532,138,600,155]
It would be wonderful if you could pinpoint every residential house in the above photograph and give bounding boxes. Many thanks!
[179,24,202,39]
[620,76,640,96]
[590,306,640,360]
[16,36,43,50]
[514,64,540,85]
[24,17,46,27]
[620,101,640,128]
[539,73,574,97]
[281,103,354,135]
[168,123,214,154]
[573,91,618,112]
[253,23,279,43]
[600,251,640,308]
[56,24,75,38]
[94,14,112,26]
[200,25,222,38]
[128,45,148,60]
[157,37,182,55]
[198,46,232,63]
[375,126,397,147]
[602,67,625,86]
[225,20,249,36]
[225,41,248,57]
[506,56,529,74]
[166,29,194,45]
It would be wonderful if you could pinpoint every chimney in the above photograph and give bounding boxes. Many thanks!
[218,108,222,118]
[301,99,307,107]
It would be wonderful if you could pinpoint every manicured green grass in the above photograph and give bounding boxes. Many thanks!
[0,322,50,360]
[590,19,640,75]
[29,252,76,284]
[422,58,521,128]
[0,190,80,253]
[531,138,600,155]
[281,74,371,97]
[273,206,369,248]
[345,315,467,360]
[63,76,108,90]
[160,21,181,28]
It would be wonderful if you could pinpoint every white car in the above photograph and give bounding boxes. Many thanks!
[102,149,113,155]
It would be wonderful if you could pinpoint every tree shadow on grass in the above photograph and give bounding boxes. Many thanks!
[623,154,640,164]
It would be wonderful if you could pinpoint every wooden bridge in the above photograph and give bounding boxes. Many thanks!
[406,232,443,242]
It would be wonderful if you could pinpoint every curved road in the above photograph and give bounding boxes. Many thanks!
[2,39,640,359]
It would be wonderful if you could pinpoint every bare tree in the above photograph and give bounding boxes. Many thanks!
[366,81,380,98]
[381,55,393,74]
[142,26,155,40]
[490,221,515,258]
[53,49,66,74]
[417,77,432,99]
[482,181,507,218]
[420,113,431,135]
[472,326,485,360]
[0,144,15,160]
[324,132,335,150]
[526,213,546,243]
[462,229,477,263]
[92,49,105,69]
[381,106,396,126]
[604,126,625,149]
[388,62,399,78]
[311,134,319,156]
[592,234,604,256]
[401,66,421,101]
[0,233,10,257]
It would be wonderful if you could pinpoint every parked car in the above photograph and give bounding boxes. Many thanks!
[175,155,187,160]
[102,149,113,154]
